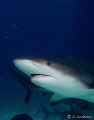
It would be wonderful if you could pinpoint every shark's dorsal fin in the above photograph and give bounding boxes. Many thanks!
[50,94,68,106]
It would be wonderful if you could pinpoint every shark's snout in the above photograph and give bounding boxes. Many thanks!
[13,59,23,69]
[13,59,35,67]
[13,58,25,64]
[13,59,19,67]
[13,59,41,77]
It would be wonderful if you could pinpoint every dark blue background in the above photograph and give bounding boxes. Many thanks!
[0,0,94,88]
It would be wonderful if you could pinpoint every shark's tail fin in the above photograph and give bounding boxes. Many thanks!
[9,65,37,103]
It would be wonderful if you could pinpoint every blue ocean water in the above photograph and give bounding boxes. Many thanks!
[0,0,94,120]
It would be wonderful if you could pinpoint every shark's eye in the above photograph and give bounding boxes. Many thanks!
[47,61,51,66]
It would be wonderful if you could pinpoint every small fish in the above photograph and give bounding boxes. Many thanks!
[4,36,9,39]
[12,20,19,29]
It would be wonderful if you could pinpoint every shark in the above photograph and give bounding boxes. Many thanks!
[13,55,94,106]
[38,102,88,120]
[9,65,48,103]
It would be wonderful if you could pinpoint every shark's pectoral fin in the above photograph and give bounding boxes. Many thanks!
[50,94,68,106]
[24,90,36,103]
[9,65,38,103]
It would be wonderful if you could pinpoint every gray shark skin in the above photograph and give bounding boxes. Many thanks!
[13,56,94,106]
[9,65,47,103]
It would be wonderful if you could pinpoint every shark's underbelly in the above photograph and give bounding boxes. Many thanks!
[44,76,93,98]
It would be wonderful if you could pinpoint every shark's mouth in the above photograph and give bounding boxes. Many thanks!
[31,74,51,80]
